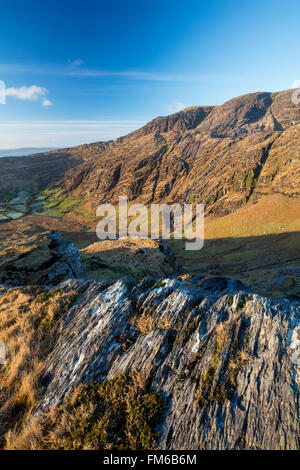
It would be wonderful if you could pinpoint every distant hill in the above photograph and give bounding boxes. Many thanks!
[0,147,55,158]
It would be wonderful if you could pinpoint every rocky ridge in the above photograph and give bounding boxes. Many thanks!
[1,232,298,450]
[35,276,300,449]
[0,87,299,449]
[0,231,85,286]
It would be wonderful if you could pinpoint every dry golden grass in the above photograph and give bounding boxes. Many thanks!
[214,322,229,352]
[5,415,44,450]
[131,312,155,335]
[0,286,78,448]
[131,309,173,335]
[228,348,251,369]
[156,314,172,330]
[170,194,300,296]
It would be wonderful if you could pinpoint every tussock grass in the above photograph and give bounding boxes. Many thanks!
[0,287,78,448]
[131,313,156,335]
[131,310,173,335]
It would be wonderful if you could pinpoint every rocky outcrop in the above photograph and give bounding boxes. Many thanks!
[46,231,85,284]
[131,106,214,136]
[1,89,299,226]
[0,150,83,201]
[36,276,300,450]
[80,237,182,281]
[0,231,85,286]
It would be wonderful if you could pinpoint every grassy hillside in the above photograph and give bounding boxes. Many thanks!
[169,193,300,296]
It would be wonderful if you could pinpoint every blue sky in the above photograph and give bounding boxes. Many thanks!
[0,0,299,148]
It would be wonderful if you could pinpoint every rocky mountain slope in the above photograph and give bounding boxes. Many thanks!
[37,89,300,218]
[1,89,299,219]
[0,234,299,450]
[39,277,300,450]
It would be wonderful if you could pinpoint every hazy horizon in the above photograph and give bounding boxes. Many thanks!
[0,147,56,157]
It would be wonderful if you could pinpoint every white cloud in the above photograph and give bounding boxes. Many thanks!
[6,85,47,100]
[5,85,53,106]
[42,98,53,107]
[166,102,189,113]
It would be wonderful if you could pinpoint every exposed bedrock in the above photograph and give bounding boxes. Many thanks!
[36,276,300,450]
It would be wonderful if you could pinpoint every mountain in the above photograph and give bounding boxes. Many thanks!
[1,89,299,215]
[0,147,89,201]
[45,89,300,217]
